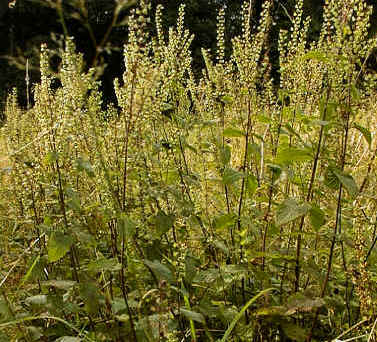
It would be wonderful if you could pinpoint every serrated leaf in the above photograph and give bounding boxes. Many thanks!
[223,127,244,138]
[324,166,340,190]
[276,199,310,226]
[276,147,313,164]
[286,293,325,314]
[193,269,220,283]
[25,295,48,306]
[354,123,372,148]
[48,232,73,263]
[309,205,325,231]
[180,308,205,323]
[144,260,174,283]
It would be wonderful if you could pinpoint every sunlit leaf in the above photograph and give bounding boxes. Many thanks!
[354,123,372,148]
[286,293,325,314]
[276,147,313,164]
[332,168,359,198]
[55,337,81,342]
[223,127,244,138]
[309,205,325,231]
[25,295,48,306]
[213,213,236,230]
[276,199,310,226]
[48,232,73,263]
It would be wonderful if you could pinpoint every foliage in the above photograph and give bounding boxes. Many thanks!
[1,0,377,341]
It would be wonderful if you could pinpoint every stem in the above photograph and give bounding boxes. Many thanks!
[294,86,331,292]
[307,76,352,342]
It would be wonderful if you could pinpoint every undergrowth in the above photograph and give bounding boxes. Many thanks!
[1,0,377,341]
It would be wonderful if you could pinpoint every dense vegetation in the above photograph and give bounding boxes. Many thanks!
[1,0,377,341]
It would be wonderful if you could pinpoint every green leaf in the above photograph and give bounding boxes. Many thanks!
[222,167,242,185]
[118,214,136,239]
[276,147,313,164]
[213,240,229,255]
[354,123,372,148]
[66,187,81,212]
[301,50,333,64]
[213,213,236,230]
[220,145,231,166]
[324,167,340,190]
[144,260,174,283]
[44,151,58,165]
[25,295,48,307]
[180,308,205,324]
[0,331,10,342]
[87,257,121,273]
[332,169,359,198]
[255,306,286,317]
[154,211,175,237]
[185,254,200,285]
[246,174,258,195]
[276,199,310,226]
[193,269,220,283]
[286,293,325,315]
[281,322,307,342]
[223,127,244,138]
[55,337,81,342]
[220,95,233,105]
[0,300,12,321]
[75,157,94,177]
[48,232,73,263]
[309,205,325,231]
[79,282,102,315]
[41,280,76,290]
[19,255,40,287]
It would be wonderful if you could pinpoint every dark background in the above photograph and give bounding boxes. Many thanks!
[0,0,376,119]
